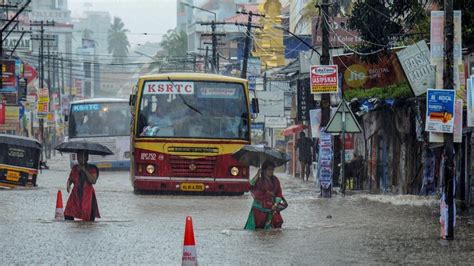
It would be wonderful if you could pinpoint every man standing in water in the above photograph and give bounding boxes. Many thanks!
[296,131,313,181]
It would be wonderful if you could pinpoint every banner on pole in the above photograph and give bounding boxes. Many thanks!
[453,99,463,143]
[310,65,338,94]
[425,89,455,133]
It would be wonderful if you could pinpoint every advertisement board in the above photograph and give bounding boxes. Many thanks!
[425,89,455,133]
[318,129,333,189]
[396,40,435,96]
[264,116,286,128]
[310,65,338,94]
[0,106,19,131]
[333,52,406,90]
[1,60,18,92]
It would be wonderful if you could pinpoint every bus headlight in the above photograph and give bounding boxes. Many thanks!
[230,167,239,176]
[146,164,155,174]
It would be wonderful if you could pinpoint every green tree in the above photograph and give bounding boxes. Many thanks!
[159,29,188,58]
[431,0,474,49]
[107,17,130,64]
[347,0,429,55]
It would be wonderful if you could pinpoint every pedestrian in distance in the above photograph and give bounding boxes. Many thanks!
[64,151,100,221]
[244,160,287,230]
[296,131,313,181]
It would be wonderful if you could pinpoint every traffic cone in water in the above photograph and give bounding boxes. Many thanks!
[182,216,198,266]
[55,190,64,220]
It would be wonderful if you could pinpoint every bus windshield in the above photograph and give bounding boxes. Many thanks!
[69,102,131,138]
[137,81,249,140]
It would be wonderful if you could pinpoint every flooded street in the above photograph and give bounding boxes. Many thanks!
[1,155,473,265]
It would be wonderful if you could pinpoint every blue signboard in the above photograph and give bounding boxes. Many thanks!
[425,89,455,133]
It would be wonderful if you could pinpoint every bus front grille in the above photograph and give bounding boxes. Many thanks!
[169,156,217,177]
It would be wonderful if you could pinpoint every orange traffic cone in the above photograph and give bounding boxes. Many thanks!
[182,216,198,266]
[55,190,64,220]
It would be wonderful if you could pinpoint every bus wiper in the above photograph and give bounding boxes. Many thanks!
[167,77,202,115]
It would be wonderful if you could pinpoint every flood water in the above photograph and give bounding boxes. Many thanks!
[1,155,473,265]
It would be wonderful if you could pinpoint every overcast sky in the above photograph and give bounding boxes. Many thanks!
[68,0,177,47]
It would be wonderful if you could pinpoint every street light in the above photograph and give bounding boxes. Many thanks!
[134,51,155,60]
[273,25,321,57]
[181,1,217,21]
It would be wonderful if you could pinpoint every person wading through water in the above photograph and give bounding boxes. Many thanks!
[64,151,100,221]
[296,131,313,181]
[244,161,287,230]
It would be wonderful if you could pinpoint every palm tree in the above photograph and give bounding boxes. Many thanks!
[159,29,188,58]
[297,0,353,31]
[107,17,130,64]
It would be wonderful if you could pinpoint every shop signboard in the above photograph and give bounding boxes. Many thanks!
[0,106,19,131]
[425,89,455,133]
[310,65,338,94]
[396,40,435,96]
[264,116,286,128]
[1,60,17,92]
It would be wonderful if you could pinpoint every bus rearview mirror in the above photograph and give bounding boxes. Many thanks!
[251,98,259,114]
[129,94,136,106]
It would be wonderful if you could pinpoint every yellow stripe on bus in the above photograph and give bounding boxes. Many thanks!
[135,142,245,157]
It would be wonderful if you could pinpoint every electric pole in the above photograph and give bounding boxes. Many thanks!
[316,0,333,197]
[443,0,455,241]
[320,0,331,126]
[237,10,265,79]
[30,20,54,155]
[199,21,226,73]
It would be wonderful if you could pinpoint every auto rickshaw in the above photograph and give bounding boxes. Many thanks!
[0,134,42,188]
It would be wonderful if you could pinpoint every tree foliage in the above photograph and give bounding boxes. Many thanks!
[347,0,429,54]
[298,0,353,31]
[159,29,188,58]
[431,0,474,49]
[107,17,130,64]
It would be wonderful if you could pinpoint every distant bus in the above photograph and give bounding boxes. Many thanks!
[130,73,256,194]
[67,98,131,170]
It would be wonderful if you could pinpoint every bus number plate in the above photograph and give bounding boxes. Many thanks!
[180,183,205,192]
[6,171,20,182]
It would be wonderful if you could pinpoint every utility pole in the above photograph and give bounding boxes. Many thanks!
[318,0,332,197]
[30,20,54,155]
[443,0,455,241]
[199,21,226,73]
[237,10,265,79]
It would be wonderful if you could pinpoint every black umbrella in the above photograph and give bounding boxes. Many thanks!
[232,145,290,167]
[55,141,113,156]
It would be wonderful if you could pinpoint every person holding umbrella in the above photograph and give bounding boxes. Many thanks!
[55,141,113,222]
[244,160,287,230]
[64,151,100,221]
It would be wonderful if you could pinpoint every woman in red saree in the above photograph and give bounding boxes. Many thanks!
[244,161,285,230]
[64,151,100,221]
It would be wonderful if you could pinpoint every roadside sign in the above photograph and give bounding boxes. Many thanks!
[310,65,338,94]
[425,89,455,133]
[325,100,362,133]
[396,40,435,96]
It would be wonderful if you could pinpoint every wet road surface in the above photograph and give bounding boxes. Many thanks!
[1,155,473,265]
